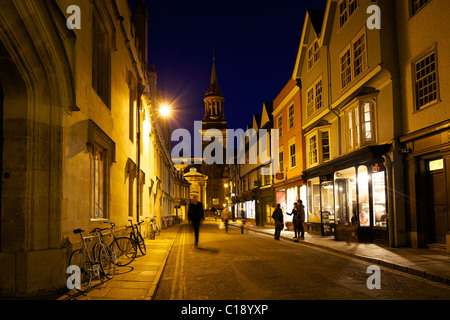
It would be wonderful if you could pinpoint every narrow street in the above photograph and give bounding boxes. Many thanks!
[154,219,450,300]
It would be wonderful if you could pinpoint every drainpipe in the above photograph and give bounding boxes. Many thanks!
[383,154,395,247]
[325,44,341,155]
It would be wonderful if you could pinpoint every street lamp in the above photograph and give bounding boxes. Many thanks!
[159,103,171,117]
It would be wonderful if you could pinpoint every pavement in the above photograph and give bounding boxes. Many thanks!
[58,218,450,300]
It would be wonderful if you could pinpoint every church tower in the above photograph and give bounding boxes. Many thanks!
[200,56,229,212]
[202,55,227,131]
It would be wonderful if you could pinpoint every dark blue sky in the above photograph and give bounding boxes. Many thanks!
[133,0,327,132]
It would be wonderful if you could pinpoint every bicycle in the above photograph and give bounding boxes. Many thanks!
[127,219,146,255]
[102,221,137,266]
[68,228,115,292]
[149,217,161,240]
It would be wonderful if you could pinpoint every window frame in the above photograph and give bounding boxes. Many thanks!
[339,27,367,90]
[343,97,377,152]
[338,0,360,28]
[305,126,331,168]
[307,38,320,70]
[306,75,323,119]
[409,0,432,17]
[412,45,440,112]
[288,104,295,130]
[289,139,297,169]
[277,114,283,138]
[87,120,116,221]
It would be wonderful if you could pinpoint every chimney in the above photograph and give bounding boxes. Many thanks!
[134,0,149,64]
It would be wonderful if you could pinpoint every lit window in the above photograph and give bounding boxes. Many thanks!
[322,131,330,161]
[344,99,376,151]
[309,135,318,166]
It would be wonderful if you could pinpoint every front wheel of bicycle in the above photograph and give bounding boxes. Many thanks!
[150,229,155,240]
[110,237,137,266]
[94,243,116,279]
[137,233,146,255]
[68,249,92,292]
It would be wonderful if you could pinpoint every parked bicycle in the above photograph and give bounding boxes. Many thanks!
[127,219,146,255]
[68,228,115,292]
[102,221,137,266]
[149,217,161,240]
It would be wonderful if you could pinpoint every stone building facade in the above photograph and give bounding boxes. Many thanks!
[0,0,175,296]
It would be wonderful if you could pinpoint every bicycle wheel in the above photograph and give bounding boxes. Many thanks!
[149,229,155,240]
[94,243,116,279]
[110,237,137,266]
[155,225,160,236]
[68,249,92,292]
[136,233,146,255]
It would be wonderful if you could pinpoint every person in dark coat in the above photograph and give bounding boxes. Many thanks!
[287,202,300,239]
[272,204,284,240]
[188,195,204,246]
[297,200,306,240]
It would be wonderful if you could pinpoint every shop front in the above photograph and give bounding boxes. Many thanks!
[273,178,306,231]
[401,120,450,250]
[304,145,391,244]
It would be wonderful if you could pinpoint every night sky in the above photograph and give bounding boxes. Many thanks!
[131,0,328,134]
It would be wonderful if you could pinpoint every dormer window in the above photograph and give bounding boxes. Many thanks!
[307,39,320,70]
[339,0,359,28]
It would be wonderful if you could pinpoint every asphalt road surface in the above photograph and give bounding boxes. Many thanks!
[154,220,450,301]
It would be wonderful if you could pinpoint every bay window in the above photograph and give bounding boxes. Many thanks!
[344,98,376,152]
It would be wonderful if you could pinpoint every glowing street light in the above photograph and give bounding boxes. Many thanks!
[159,104,171,117]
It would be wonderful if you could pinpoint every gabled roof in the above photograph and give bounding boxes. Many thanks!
[260,102,273,129]
[253,114,262,131]
[292,0,335,79]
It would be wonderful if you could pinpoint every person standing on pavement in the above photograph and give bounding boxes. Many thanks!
[188,195,204,247]
[297,200,305,240]
[272,204,284,240]
[287,202,300,240]
[239,206,247,234]
[221,205,231,233]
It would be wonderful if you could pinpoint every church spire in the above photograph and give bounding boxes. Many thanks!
[205,53,222,98]
[203,54,225,121]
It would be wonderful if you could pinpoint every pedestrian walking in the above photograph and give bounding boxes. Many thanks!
[297,200,305,240]
[239,206,247,234]
[188,195,204,247]
[287,202,300,240]
[221,205,231,233]
[272,204,284,240]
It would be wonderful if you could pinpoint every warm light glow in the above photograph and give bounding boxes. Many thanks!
[224,183,228,188]
[159,104,171,117]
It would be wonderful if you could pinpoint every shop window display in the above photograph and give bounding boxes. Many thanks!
[357,165,370,226]
[321,181,334,233]
[334,167,357,225]
[372,171,387,228]
[307,178,321,223]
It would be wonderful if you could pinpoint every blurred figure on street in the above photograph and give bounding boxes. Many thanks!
[239,206,247,234]
[297,200,305,240]
[272,204,284,240]
[221,205,231,233]
[188,195,204,247]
